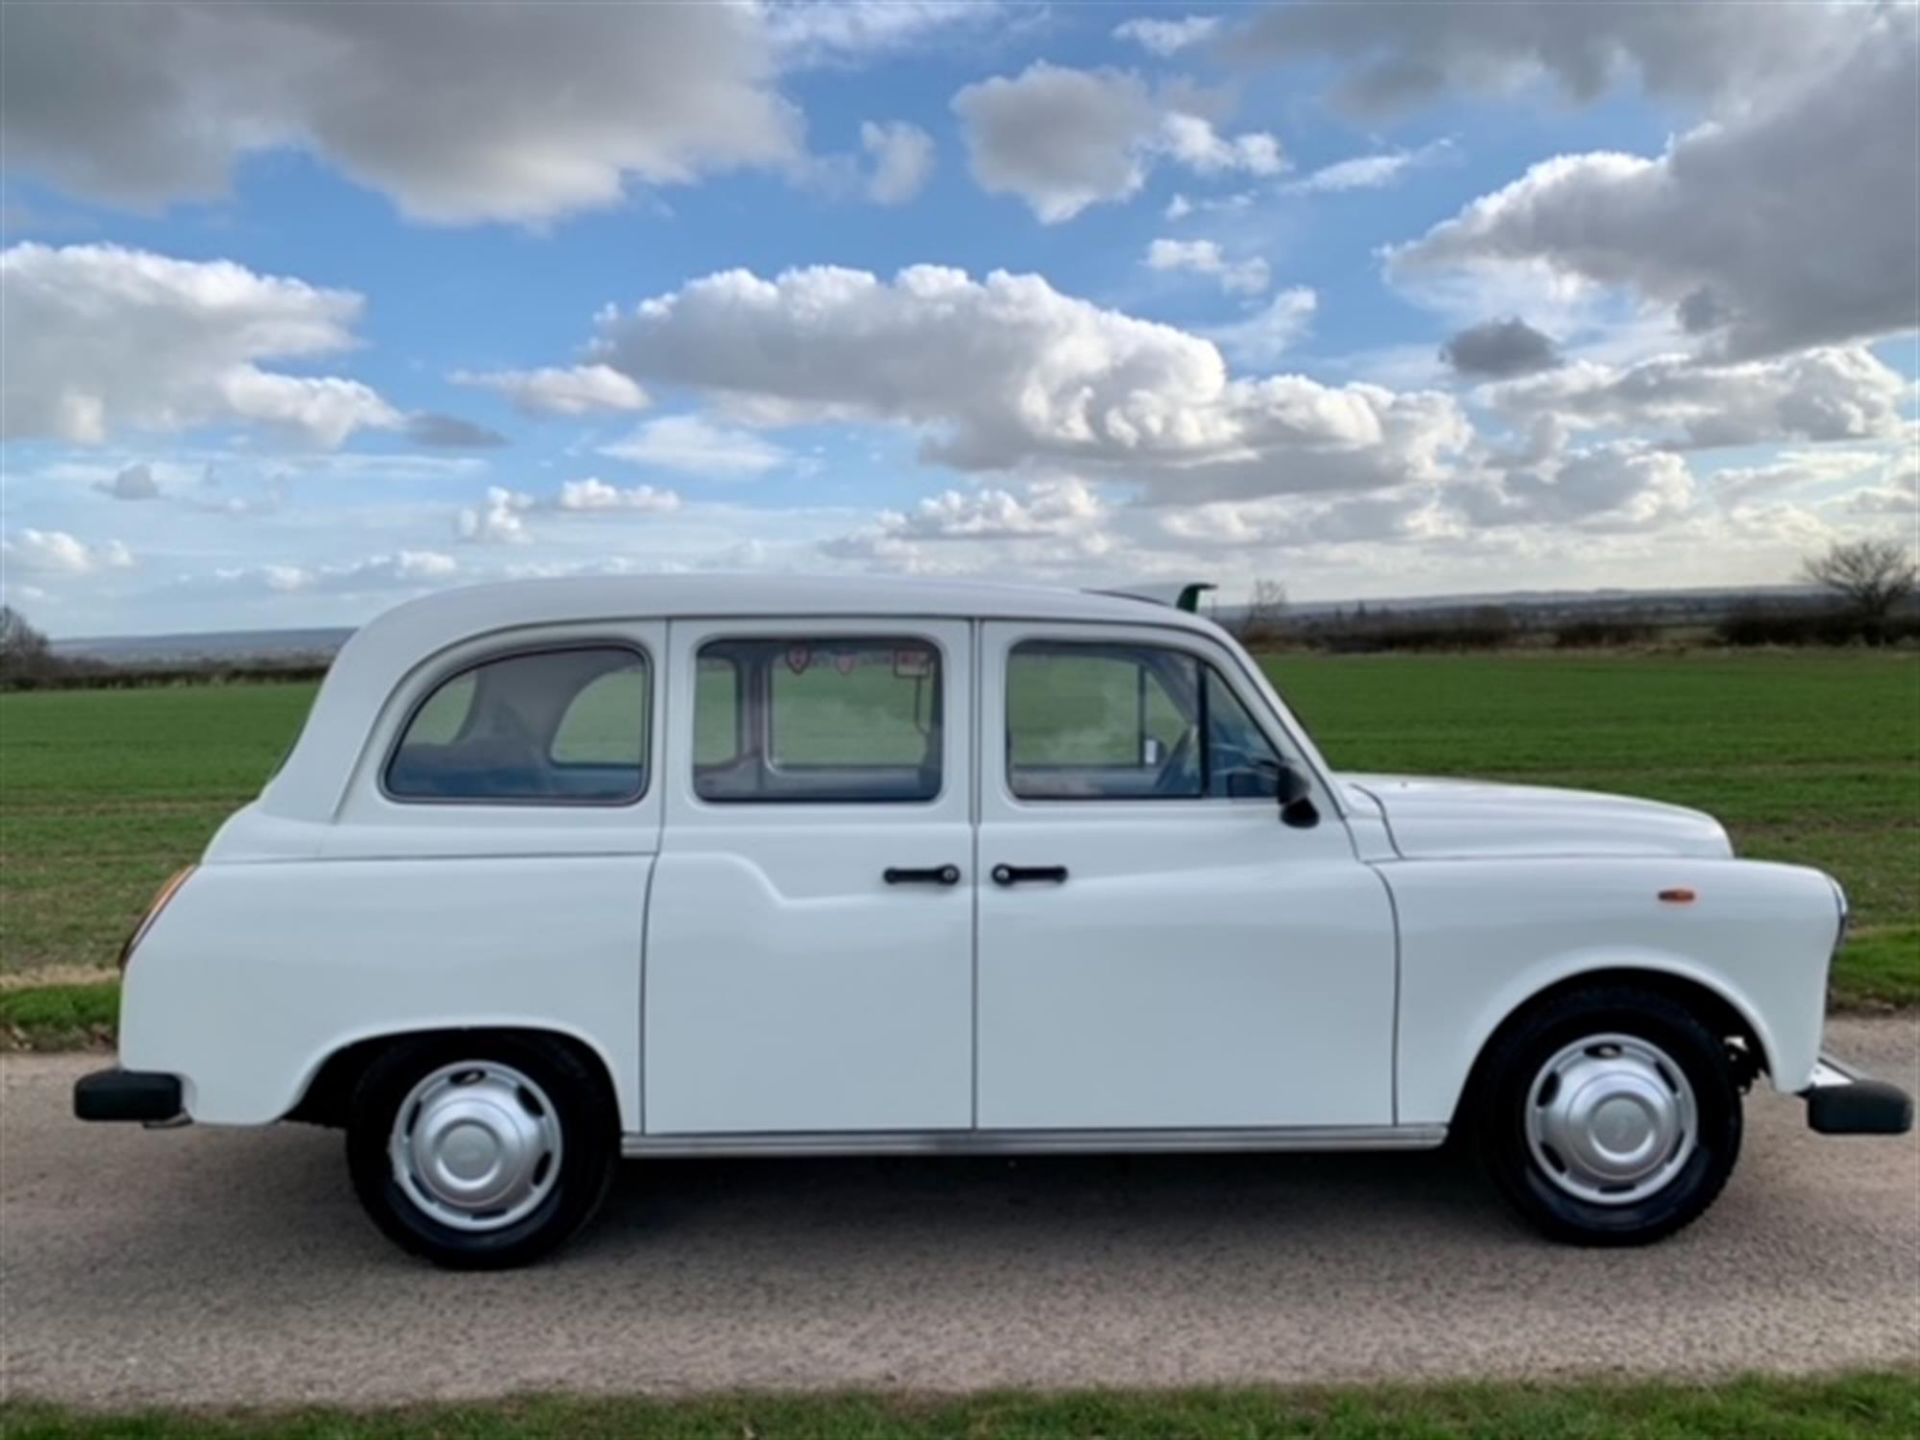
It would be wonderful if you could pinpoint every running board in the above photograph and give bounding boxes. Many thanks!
[622,1124,1447,1159]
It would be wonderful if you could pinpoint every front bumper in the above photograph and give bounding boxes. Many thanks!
[73,1068,184,1124]
[1803,1054,1913,1135]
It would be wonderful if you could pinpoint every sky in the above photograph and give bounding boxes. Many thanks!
[1,0,1916,637]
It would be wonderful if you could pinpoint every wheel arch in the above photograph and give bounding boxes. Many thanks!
[1450,963,1775,1130]
[286,1024,622,1130]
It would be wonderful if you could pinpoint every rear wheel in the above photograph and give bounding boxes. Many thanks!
[346,1034,616,1269]
[1475,986,1742,1245]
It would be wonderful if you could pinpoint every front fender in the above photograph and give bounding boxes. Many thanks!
[1381,856,1836,1126]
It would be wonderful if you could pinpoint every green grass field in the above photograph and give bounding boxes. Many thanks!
[2,652,1915,1014]
[4,1371,1917,1440]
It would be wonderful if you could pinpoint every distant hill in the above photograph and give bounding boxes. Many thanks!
[53,627,355,666]
[45,581,1845,667]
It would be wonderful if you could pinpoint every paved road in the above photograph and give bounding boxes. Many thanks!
[4,1018,1916,1408]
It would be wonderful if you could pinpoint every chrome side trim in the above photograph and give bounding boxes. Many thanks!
[622,1123,1447,1159]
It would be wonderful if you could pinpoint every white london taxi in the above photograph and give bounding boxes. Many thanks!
[77,576,1911,1268]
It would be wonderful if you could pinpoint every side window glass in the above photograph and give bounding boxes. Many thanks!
[1007,642,1284,801]
[1204,666,1282,799]
[386,647,649,803]
[694,656,741,768]
[550,664,652,767]
[694,638,942,803]
[1008,642,1202,799]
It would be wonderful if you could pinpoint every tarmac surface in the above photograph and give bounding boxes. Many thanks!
[4,1016,1915,1408]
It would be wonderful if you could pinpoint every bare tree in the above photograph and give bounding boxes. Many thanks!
[0,605,52,679]
[1236,578,1289,645]
[1802,537,1919,620]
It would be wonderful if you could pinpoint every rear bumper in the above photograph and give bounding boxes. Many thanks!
[73,1068,184,1124]
[1802,1054,1913,1136]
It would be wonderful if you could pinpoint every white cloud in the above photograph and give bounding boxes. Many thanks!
[1240,0,1875,116]
[1113,15,1221,57]
[451,364,651,418]
[766,1,1001,67]
[555,478,683,513]
[821,477,1115,573]
[456,476,684,539]
[1,2,798,224]
[1156,113,1284,179]
[1144,238,1270,296]
[860,121,936,205]
[94,463,162,501]
[1708,450,1888,507]
[881,476,1104,540]
[1484,347,1907,449]
[1,243,399,446]
[455,487,535,545]
[952,64,1283,222]
[590,264,1466,500]
[1,529,134,576]
[1838,485,1919,519]
[599,414,791,477]
[1204,287,1319,365]
[1157,490,1436,550]
[1163,189,1253,221]
[197,551,459,596]
[1460,442,1695,530]
[1283,139,1453,195]
[1390,12,1919,357]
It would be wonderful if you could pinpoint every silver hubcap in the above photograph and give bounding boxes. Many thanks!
[389,1061,562,1232]
[1525,1033,1697,1206]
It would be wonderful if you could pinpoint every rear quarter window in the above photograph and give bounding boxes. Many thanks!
[385,645,650,804]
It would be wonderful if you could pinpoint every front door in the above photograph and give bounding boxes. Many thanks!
[643,618,974,1135]
[975,621,1397,1131]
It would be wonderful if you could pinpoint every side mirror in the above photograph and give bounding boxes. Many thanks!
[1277,762,1320,829]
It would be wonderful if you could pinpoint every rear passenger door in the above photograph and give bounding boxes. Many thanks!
[643,618,974,1135]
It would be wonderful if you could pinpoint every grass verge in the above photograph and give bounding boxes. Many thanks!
[0,980,118,1051]
[1833,927,1920,1008]
[4,1372,1917,1439]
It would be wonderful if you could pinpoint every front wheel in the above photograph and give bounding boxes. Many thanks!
[346,1034,616,1269]
[1474,987,1743,1245]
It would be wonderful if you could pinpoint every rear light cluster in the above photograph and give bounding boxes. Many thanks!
[118,866,195,972]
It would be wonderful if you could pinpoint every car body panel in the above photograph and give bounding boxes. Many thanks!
[1386,855,1837,1123]
[973,619,1395,1130]
[119,855,649,1127]
[642,616,977,1135]
[1347,773,1733,860]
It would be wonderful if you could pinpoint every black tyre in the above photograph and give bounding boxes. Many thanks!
[346,1033,617,1269]
[1473,985,1742,1246]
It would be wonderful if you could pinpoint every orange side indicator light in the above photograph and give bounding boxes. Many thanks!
[1658,887,1697,905]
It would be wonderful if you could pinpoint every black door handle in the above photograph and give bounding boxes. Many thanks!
[884,865,962,886]
[991,864,1069,887]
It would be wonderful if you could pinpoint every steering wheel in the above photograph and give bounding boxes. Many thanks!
[1152,726,1198,796]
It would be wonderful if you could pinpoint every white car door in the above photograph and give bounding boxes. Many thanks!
[975,621,1397,1131]
[644,618,974,1135]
